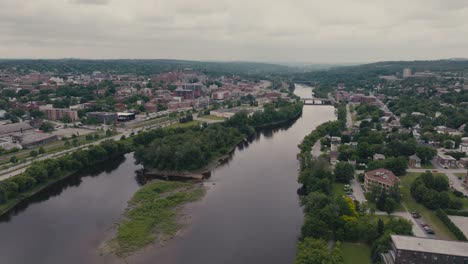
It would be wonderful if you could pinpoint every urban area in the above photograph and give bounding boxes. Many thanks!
[0,59,468,264]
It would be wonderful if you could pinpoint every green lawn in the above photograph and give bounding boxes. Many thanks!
[455,173,466,178]
[399,172,457,240]
[341,243,372,264]
[421,164,435,169]
[199,115,225,121]
[168,120,202,129]
[332,183,346,198]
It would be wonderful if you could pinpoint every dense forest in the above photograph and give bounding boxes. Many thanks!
[134,124,243,171]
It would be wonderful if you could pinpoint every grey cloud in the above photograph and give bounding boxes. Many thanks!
[73,0,111,5]
[0,0,467,63]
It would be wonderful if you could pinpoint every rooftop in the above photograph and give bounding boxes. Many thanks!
[365,168,399,186]
[391,235,468,257]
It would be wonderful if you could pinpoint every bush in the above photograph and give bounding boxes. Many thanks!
[436,209,467,241]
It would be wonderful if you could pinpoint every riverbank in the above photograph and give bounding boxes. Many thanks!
[137,104,303,180]
[103,180,205,258]
[0,149,128,217]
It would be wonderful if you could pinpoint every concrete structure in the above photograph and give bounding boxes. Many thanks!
[12,132,58,149]
[383,235,468,264]
[42,108,79,121]
[364,168,399,192]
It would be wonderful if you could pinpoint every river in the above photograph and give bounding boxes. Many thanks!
[0,84,336,264]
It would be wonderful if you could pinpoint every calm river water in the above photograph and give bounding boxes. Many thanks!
[0,84,335,264]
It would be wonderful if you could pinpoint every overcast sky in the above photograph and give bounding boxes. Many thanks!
[0,0,467,63]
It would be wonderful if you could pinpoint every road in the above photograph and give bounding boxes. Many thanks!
[346,103,353,129]
[0,119,177,181]
[350,178,366,203]
[375,206,431,238]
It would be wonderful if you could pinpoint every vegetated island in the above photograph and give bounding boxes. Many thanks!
[135,100,304,180]
[107,100,304,257]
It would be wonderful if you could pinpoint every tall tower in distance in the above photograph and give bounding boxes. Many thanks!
[403,68,412,78]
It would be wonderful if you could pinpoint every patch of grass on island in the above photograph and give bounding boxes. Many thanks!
[399,173,456,240]
[111,180,204,257]
[341,243,372,264]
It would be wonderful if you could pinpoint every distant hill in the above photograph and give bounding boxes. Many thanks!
[0,59,300,76]
[328,60,468,76]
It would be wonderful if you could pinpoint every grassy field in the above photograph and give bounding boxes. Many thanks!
[168,120,202,129]
[341,243,372,264]
[199,115,225,121]
[421,164,435,169]
[399,172,457,240]
[111,180,204,257]
[455,173,466,178]
[332,183,346,198]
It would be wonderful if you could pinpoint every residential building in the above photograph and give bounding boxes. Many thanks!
[437,154,457,168]
[373,153,386,161]
[364,168,399,192]
[42,108,79,121]
[461,143,468,155]
[403,68,412,78]
[383,235,468,264]
[409,155,421,168]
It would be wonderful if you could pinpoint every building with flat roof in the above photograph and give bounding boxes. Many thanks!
[383,235,468,264]
[42,108,79,121]
[86,112,118,124]
[364,168,399,192]
[0,122,33,136]
[117,112,136,122]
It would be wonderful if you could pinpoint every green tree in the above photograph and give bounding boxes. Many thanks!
[295,238,343,264]
[29,150,38,157]
[377,219,385,235]
[38,147,46,155]
[416,146,437,164]
[334,162,355,183]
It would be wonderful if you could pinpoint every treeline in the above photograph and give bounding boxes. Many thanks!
[225,100,303,133]
[0,59,298,76]
[134,101,303,172]
[435,209,467,241]
[295,122,412,264]
[410,171,463,210]
[0,140,129,207]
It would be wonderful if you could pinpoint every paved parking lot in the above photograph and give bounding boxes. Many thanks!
[449,216,468,237]
[350,179,366,203]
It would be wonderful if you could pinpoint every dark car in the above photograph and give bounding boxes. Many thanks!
[411,212,421,218]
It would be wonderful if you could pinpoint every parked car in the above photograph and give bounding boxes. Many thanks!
[411,212,421,218]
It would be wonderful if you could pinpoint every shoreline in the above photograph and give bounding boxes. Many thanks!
[137,109,303,180]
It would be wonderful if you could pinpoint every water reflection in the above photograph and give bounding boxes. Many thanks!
[0,155,127,222]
